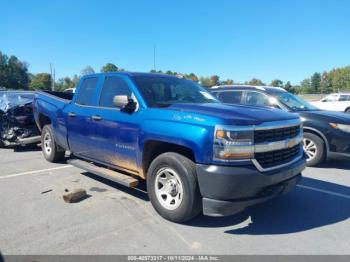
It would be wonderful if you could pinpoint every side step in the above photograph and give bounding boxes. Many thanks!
[68,159,139,188]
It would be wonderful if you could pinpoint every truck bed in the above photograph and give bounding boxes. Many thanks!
[41,91,74,101]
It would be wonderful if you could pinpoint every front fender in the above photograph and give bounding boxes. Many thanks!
[139,120,213,164]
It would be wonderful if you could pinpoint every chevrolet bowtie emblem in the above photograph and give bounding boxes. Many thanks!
[287,139,297,148]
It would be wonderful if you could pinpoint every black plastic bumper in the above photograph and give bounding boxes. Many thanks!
[196,156,306,216]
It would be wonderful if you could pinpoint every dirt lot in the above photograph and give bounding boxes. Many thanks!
[0,146,349,255]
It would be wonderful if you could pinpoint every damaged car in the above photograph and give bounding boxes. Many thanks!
[0,91,41,147]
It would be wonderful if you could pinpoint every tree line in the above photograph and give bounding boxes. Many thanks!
[1,50,349,94]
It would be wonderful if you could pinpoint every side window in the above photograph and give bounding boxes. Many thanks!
[99,76,132,108]
[339,95,349,101]
[76,78,98,105]
[218,91,243,104]
[245,91,272,107]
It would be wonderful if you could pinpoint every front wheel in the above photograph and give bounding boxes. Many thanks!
[303,132,325,166]
[147,152,202,223]
[41,125,65,163]
[345,108,350,114]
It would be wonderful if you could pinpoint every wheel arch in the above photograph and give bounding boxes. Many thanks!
[38,113,52,130]
[303,127,329,154]
[142,140,196,179]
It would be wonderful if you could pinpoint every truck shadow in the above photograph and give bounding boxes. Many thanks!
[12,144,41,152]
[188,177,350,235]
[81,172,149,202]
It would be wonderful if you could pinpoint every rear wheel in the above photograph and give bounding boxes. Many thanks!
[147,152,202,223]
[41,125,65,163]
[345,108,350,114]
[303,132,325,166]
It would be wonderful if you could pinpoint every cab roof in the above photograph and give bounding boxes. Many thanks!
[211,85,287,94]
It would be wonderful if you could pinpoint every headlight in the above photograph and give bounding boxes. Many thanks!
[330,123,350,133]
[214,125,254,160]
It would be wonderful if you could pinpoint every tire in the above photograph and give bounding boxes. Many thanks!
[147,152,202,223]
[41,125,65,163]
[0,139,4,148]
[303,132,326,166]
[345,108,350,114]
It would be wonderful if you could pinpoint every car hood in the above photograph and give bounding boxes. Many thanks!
[166,103,299,126]
[299,110,350,124]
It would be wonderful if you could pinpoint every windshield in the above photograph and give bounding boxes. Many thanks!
[133,75,219,107]
[273,92,319,111]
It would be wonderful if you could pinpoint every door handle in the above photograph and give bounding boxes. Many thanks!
[68,112,76,117]
[91,115,102,121]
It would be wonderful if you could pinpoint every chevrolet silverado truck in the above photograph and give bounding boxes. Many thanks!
[34,72,306,222]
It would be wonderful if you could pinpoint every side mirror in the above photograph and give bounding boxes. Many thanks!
[113,95,129,108]
[113,95,136,113]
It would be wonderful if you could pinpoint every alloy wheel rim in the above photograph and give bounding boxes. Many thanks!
[303,138,317,161]
[154,167,183,210]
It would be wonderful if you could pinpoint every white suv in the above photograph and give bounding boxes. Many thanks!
[311,93,350,113]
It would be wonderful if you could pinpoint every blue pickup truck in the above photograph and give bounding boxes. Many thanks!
[34,72,306,222]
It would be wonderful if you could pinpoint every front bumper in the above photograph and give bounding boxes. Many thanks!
[196,155,306,216]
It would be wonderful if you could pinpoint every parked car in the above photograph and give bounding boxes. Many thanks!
[211,85,350,166]
[34,73,306,222]
[310,93,350,113]
[0,91,41,147]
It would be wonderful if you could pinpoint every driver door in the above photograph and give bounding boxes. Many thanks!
[90,76,140,173]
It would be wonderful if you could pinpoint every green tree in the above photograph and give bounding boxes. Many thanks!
[101,63,119,73]
[0,51,29,90]
[300,78,311,94]
[284,81,292,92]
[327,66,350,92]
[310,72,321,93]
[55,74,80,91]
[246,78,265,86]
[199,77,212,87]
[320,72,332,94]
[222,79,234,85]
[270,79,283,87]
[81,66,95,76]
[29,73,52,90]
[210,75,220,86]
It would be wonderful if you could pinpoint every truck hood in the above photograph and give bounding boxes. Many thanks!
[166,103,299,126]
[299,110,350,124]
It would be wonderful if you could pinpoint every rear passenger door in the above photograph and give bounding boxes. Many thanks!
[91,76,140,173]
[336,95,350,112]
